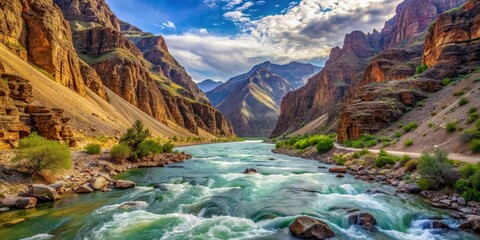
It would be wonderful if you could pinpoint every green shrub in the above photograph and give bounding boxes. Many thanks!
[468,112,479,124]
[120,120,151,150]
[352,149,370,159]
[469,108,478,114]
[455,164,480,201]
[460,128,480,143]
[470,139,480,153]
[442,78,452,86]
[403,122,418,133]
[417,149,460,190]
[134,140,163,159]
[13,133,72,175]
[85,144,101,154]
[316,136,334,154]
[459,97,469,106]
[162,142,174,153]
[334,154,346,165]
[110,143,132,162]
[400,154,411,166]
[403,139,414,147]
[404,160,418,172]
[374,150,398,168]
[415,64,428,75]
[446,122,457,133]
[394,131,402,138]
[453,90,465,97]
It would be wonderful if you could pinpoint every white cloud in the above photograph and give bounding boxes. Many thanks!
[162,21,176,29]
[167,0,404,81]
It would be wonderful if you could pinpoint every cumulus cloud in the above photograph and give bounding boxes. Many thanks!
[162,21,176,29]
[167,0,403,81]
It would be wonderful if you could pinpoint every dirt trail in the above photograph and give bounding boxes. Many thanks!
[334,143,480,164]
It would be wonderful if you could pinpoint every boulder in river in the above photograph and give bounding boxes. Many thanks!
[289,216,335,239]
[405,183,422,194]
[459,217,480,233]
[15,197,37,209]
[28,184,61,201]
[243,168,257,174]
[432,221,450,229]
[89,176,108,190]
[76,183,94,193]
[328,167,347,173]
[336,173,345,178]
[48,182,65,191]
[116,201,148,210]
[1,196,22,207]
[115,180,136,189]
[348,212,377,231]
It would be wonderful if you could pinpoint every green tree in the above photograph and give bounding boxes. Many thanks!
[417,149,459,190]
[120,120,151,150]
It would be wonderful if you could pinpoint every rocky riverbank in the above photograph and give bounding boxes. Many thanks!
[273,147,480,234]
[0,150,191,213]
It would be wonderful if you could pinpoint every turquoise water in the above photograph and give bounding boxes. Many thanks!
[0,141,478,239]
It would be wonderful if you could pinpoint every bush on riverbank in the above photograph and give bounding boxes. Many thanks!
[13,133,72,175]
[343,134,378,149]
[374,150,399,168]
[275,134,335,154]
[417,149,460,190]
[110,143,132,163]
[85,144,101,154]
[455,163,480,201]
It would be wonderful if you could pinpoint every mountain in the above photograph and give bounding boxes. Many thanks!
[272,0,467,138]
[216,68,295,137]
[207,61,321,107]
[205,61,319,137]
[0,0,234,148]
[198,79,222,93]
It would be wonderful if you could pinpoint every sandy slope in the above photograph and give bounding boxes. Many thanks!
[0,44,208,138]
[288,113,329,137]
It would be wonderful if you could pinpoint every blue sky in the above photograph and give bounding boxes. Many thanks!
[106,0,403,82]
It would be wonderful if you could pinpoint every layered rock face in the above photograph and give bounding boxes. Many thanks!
[273,0,467,138]
[0,0,107,99]
[337,80,442,142]
[55,0,234,137]
[0,72,75,148]
[216,69,295,137]
[136,36,209,102]
[271,31,381,137]
[381,0,467,49]
[336,0,472,142]
[423,0,480,78]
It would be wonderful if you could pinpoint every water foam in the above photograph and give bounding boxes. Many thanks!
[20,234,53,240]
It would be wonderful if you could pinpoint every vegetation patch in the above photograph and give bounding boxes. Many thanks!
[403,122,418,133]
[374,150,399,168]
[415,64,428,75]
[459,97,469,106]
[343,134,378,148]
[85,144,101,154]
[403,139,414,147]
[417,150,459,190]
[275,134,335,154]
[446,122,457,133]
[13,133,72,176]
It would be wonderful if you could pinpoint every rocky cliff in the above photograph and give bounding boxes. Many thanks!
[423,0,480,78]
[54,0,234,137]
[273,0,467,138]
[337,0,475,142]
[271,31,382,137]
[216,69,294,137]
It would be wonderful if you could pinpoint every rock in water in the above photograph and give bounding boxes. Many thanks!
[328,167,347,173]
[116,201,148,210]
[459,218,480,233]
[115,180,136,189]
[405,183,422,194]
[89,176,108,190]
[243,168,257,174]
[348,212,377,231]
[289,216,335,239]
[28,184,61,201]
[336,173,345,178]
[76,183,94,193]
[432,221,449,229]
[1,196,22,207]
[15,197,37,209]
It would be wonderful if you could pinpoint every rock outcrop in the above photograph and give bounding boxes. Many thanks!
[271,31,382,137]
[289,216,335,239]
[0,73,75,148]
[273,0,467,139]
[423,0,480,78]
[0,0,107,99]
[55,0,234,137]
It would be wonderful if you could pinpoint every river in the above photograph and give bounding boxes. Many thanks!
[0,141,478,239]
